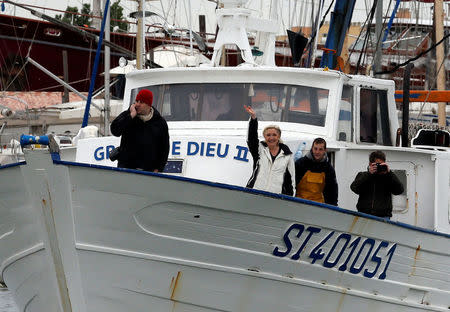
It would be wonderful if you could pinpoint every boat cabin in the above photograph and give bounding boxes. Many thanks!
[2,4,449,312]
[75,65,450,235]
[74,0,449,235]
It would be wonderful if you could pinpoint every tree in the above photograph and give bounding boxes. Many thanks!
[110,0,128,32]
[55,4,92,27]
[55,6,79,25]
[78,4,92,27]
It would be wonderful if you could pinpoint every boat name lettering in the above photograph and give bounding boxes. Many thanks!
[94,145,115,161]
[93,142,250,162]
[233,145,249,162]
[272,223,397,280]
[171,141,249,162]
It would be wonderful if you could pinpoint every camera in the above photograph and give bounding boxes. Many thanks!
[376,163,387,173]
[109,146,121,161]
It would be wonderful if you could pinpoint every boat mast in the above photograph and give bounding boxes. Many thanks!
[434,0,446,127]
[374,0,383,77]
[308,0,324,68]
[93,0,102,29]
[82,0,111,128]
[104,0,111,136]
[135,0,146,69]
[319,0,356,69]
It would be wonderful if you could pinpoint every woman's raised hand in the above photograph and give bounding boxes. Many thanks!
[244,105,256,119]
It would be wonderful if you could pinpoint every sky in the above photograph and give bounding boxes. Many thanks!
[1,0,440,34]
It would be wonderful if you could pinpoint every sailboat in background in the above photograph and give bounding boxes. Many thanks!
[0,0,206,93]
[0,0,298,93]
[0,0,218,141]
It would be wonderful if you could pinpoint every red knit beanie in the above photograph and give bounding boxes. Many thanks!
[135,89,153,106]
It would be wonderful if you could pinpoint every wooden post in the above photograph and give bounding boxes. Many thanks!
[374,0,383,77]
[199,15,206,39]
[62,50,69,103]
[136,0,144,69]
[434,0,446,127]
[92,0,102,29]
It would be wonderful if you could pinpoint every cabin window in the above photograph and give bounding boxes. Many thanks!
[359,88,392,146]
[392,169,407,214]
[337,85,353,142]
[131,83,329,126]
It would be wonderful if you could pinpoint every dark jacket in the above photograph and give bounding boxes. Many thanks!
[110,108,169,172]
[350,170,404,217]
[295,151,338,205]
[246,118,296,196]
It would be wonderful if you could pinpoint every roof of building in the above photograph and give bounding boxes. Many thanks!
[0,92,85,112]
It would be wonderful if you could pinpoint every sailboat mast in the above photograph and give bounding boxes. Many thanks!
[93,0,102,29]
[136,0,146,69]
[186,0,194,55]
[310,0,324,68]
[374,0,383,77]
[434,0,446,127]
[104,0,111,136]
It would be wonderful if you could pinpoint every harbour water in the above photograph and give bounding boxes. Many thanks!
[0,288,18,312]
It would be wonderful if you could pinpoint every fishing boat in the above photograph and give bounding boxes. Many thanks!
[0,11,150,92]
[1,1,449,311]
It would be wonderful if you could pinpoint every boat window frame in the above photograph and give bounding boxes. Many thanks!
[336,84,354,143]
[356,87,393,146]
[130,83,330,127]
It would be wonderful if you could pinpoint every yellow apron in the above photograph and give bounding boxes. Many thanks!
[296,170,326,203]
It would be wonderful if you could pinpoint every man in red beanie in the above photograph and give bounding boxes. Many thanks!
[110,89,169,172]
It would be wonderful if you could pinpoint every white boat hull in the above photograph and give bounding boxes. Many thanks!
[1,150,448,312]
[0,163,62,311]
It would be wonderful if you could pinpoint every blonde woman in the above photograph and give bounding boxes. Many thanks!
[244,105,296,195]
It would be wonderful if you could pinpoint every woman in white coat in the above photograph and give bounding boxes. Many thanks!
[244,105,296,195]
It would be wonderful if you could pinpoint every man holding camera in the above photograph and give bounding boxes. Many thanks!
[350,150,404,219]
